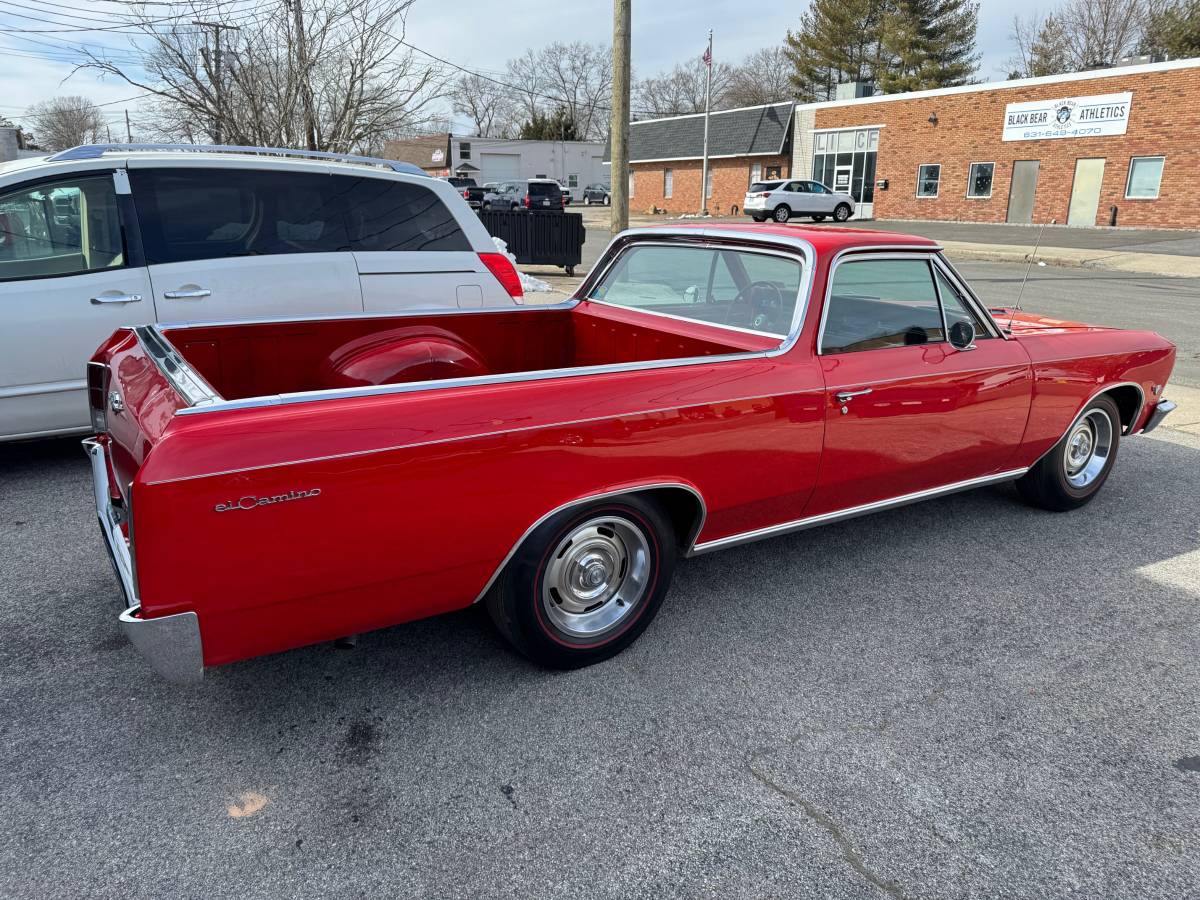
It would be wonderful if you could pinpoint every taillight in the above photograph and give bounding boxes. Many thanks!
[87,360,109,433]
[561,194,566,206]
[463,189,470,199]
[478,252,525,302]
[524,195,531,208]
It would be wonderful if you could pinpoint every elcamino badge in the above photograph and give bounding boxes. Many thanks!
[215,489,322,512]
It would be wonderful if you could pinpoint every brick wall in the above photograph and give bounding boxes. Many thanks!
[812,66,1200,228]
[630,154,791,217]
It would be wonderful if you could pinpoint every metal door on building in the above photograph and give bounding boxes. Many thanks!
[1006,160,1040,224]
[1068,158,1106,226]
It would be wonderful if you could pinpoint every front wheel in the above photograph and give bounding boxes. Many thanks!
[486,496,676,669]
[1017,395,1120,511]
[772,205,791,223]
[833,203,852,222]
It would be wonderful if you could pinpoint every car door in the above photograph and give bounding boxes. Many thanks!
[129,165,363,323]
[0,171,154,439]
[338,173,512,310]
[806,182,839,215]
[780,181,807,214]
[805,253,1033,517]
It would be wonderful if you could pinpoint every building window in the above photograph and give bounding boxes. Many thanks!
[749,162,762,186]
[966,163,994,198]
[459,142,471,160]
[765,166,781,180]
[567,173,578,188]
[664,168,673,198]
[704,168,713,199]
[916,164,940,198]
[629,169,635,198]
[1126,156,1164,199]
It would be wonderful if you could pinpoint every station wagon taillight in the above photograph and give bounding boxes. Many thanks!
[87,361,110,433]
[478,252,524,302]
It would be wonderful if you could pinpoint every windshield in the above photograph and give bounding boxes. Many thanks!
[588,243,804,338]
[748,181,783,193]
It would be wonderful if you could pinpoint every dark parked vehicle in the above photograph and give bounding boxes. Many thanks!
[440,176,484,210]
[485,178,564,212]
[583,183,611,205]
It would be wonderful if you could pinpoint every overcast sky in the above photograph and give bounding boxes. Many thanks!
[0,0,1033,135]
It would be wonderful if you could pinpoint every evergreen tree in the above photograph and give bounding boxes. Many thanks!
[518,108,580,141]
[878,0,981,92]
[1144,0,1200,58]
[784,0,887,101]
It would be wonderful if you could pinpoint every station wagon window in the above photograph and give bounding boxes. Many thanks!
[916,164,940,197]
[588,244,803,338]
[966,163,994,198]
[821,258,945,354]
[0,176,124,281]
[338,176,471,251]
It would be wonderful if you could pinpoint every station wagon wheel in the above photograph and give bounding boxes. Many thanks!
[485,496,677,669]
[1017,394,1121,512]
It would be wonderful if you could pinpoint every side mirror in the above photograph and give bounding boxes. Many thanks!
[948,320,976,351]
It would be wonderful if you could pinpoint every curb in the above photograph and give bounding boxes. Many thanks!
[939,241,1200,278]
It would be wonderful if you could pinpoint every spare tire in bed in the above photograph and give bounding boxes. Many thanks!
[319,326,491,388]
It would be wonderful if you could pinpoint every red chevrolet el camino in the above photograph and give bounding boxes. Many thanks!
[84,224,1177,682]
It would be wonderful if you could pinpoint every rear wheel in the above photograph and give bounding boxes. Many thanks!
[772,205,791,223]
[486,496,676,669]
[1017,395,1120,511]
[834,203,852,222]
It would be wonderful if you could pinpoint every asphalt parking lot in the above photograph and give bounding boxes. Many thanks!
[3,264,1199,899]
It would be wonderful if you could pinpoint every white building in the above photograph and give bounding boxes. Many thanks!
[385,134,609,201]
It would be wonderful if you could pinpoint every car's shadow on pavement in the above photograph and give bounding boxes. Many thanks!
[3,433,1199,898]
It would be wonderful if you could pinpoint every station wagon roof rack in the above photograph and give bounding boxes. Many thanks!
[47,143,429,177]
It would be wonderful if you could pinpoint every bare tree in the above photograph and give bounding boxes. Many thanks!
[1008,0,1170,75]
[1007,12,1073,76]
[634,56,735,117]
[24,96,106,151]
[724,47,795,107]
[77,0,447,153]
[501,43,611,140]
[449,73,518,137]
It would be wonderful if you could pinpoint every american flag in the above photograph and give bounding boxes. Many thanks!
[702,46,711,67]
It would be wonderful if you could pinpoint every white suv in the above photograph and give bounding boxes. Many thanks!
[0,144,526,441]
[744,179,855,224]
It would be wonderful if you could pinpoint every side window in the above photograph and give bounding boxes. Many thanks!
[787,181,807,193]
[339,176,471,252]
[0,176,123,281]
[934,267,991,337]
[821,258,944,354]
[807,182,828,194]
[131,168,350,263]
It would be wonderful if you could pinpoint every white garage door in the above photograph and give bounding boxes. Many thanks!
[481,152,520,185]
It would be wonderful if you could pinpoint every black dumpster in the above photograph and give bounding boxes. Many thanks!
[478,210,585,276]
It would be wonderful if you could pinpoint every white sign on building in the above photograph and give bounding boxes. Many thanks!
[1002,91,1133,141]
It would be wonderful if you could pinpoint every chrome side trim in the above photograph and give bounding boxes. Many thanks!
[119,606,204,684]
[471,482,708,605]
[133,325,221,408]
[688,468,1028,555]
[159,300,579,330]
[84,437,137,604]
[1140,398,1176,434]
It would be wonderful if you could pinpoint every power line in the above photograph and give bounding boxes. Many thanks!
[3,91,152,119]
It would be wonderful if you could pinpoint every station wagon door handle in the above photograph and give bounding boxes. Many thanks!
[163,288,212,299]
[90,293,143,305]
[834,388,873,402]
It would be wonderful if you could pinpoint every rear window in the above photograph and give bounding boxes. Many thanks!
[131,168,469,263]
[528,181,561,198]
[749,181,783,192]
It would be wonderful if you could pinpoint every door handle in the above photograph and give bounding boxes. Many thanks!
[89,293,142,305]
[834,388,873,402]
[163,288,211,299]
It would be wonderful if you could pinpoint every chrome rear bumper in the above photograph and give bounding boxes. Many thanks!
[1141,399,1177,434]
[83,438,203,683]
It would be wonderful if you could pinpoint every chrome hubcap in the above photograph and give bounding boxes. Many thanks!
[1063,410,1113,488]
[542,516,651,638]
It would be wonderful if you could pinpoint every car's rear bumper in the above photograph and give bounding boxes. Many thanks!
[1141,398,1176,434]
[744,198,768,211]
[83,437,204,683]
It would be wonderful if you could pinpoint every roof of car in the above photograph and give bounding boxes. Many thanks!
[635,222,939,254]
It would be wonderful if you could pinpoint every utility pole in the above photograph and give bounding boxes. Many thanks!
[610,0,631,237]
[286,0,318,150]
[699,29,713,216]
[124,109,132,143]
[193,20,241,144]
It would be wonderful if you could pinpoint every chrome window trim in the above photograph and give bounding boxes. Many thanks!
[472,482,708,605]
[581,238,811,343]
[689,468,1029,555]
[158,228,821,416]
[816,247,948,356]
[933,253,1006,340]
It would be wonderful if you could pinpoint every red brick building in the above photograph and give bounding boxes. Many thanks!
[792,58,1200,229]
[610,102,794,216]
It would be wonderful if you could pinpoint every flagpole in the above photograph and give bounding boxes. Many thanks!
[700,28,713,216]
